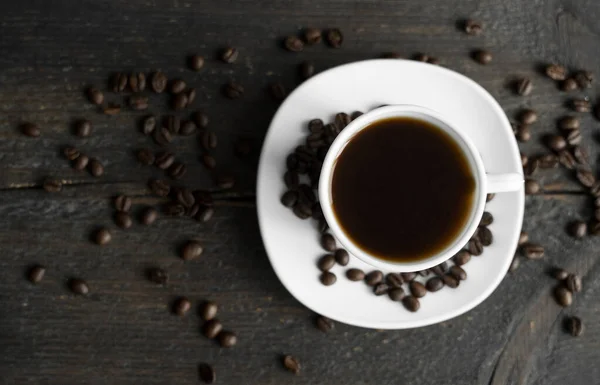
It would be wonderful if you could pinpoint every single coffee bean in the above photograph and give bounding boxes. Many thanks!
[195,205,215,223]
[388,287,405,301]
[522,243,544,259]
[546,64,567,81]
[129,72,146,92]
[103,104,121,115]
[179,120,197,136]
[270,82,287,101]
[561,77,578,91]
[200,301,218,321]
[153,127,173,146]
[200,130,218,151]
[87,87,104,104]
[308,118,324,133]
[164,115,181,134]
[554,286,572,307]
[168,162,187,180]
[218,331,237,348]
[284,35,304,52]
[480,211,494,226]
[299,60,315,80]
[149,179,170,197]
[468,238,483,256]
[88,158,104,177]
[150,71,167,93]
[155,151,175,170]
[518,231,529,245]
[317,254,336,271]
[74,119,92,137]
[509,256,521,272]
[525,179,541,195]
[519,109,537,124]
[170,79,186,94]
[449,265,467,281]
[190,55,204,71]
[576,168,595,187]
[320,234,336,252]
[373,283,389,296]
[538,154,559,169]
[558,150,576,169]
[320,271,337,286]
[94,228,111,245]
[402,296,420,312]
[442,274,459,288]
[293,203,312,219]
[325,28,343,48]
[28,265,46,283]
[315,315,334,332]
[140,207,158,225]
[280,191,298,208]
[566,316,583,337]
[385,273,403,288]
[216,174,235,189]
[414,53,429,62]
[334,249,349,266]
[199,153,216,170]
[198,363,216,384]
[365,270,383,286]
[574,70,593,88]
[409,281,427,298]
[129,95,149,110]
[565,273,582,293]
[570,98,591,112]
[63,146,80,160]
[525,157,539,176]
[515,124,531,142]
[425,276,444,292]
[223,82,244,99]
[553,268,569,280]
[516,78,532,96]
[186,204,200,218]
[453,250,471,266]
[464,19,483,35]
[43,178,62,193]
[203,319,223,339]
[69,278,89,295]
[173,297,191,316]
[559,116,579,131]
[401,272,417,282]
[346,268,365,281]
[567,129,581,146]
[283,355,301,375]
[142,115,156,135]
[486,193,495,202]
[21,122,40,137]
[547,135,567,152]
[181,241,203,261]
[147,267,168,284]
[428,57,440,65]
[479,226,493,246]
[284,171,299,189]
[115,211,133,229]
[186,88,196,106]
[569,221,587,238]
[334,112,351,130]
[172,93,188,110]
[111,72,128,92]
[303,28,322,44]
[176,189,195,208]
[221,47,239,63]
[573,146,589,166]
[73,154,89,171]
[473,49,492,64]
[136,148,155,165]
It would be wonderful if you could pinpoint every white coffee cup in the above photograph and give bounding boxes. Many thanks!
[318,105,523,272]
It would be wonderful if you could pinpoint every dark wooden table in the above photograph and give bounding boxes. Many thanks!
[1,1,599,384]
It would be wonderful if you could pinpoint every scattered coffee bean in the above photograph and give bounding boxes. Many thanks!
[141,115,156,135]
[103,104,121,115]
[525,157,539,176]
[74,119,92,137]
[270,82,287,101]
[546,64,567,81]
[69,278,89,295]
[218,331,237,348]
[153,127,173,146]
[519,109,537,124]
[464,19,482,35]
[221,47,239,63]
[385,273,403,288]
[87,87,104,104]
[570,98,590,112]
[315,315,334,332]
[73,154,89,171]
[115,211,133,229]
[332,249,349,266]
[473,49,492,64]
[479,226,493,246]
[320,234,336,252]
[94,228,112,245]
[179,120,197,136]
[149,179,170,197]
[558,150,576,169]
[574,70,593,88]
[303,28,322,44]
[443,274,459,288]
[140,207,158,225]
[200,130,218,151]
[190,55,205,71]
[559,116,580,131]
[576,168,595,187]
[224,82,244,99]
[283,355,301,375]
[163,115,180,135]
[515,124,531,142]
[170,79,186,94]
[346,268,365,281]
[565,273,582,293]
[168,162,187,180]
[566,316,583,337]
[200,154,216,170]
[63,146,80,160]
[284,35,304,52]
[196,206,215,223]
[28,265,46,284]
[525,179,541,195]
[43,178,62,193]
[388,287,405,301]
[21,122,40,137]
[198,363,216,384]
[573,146,589,166]
[149,71,167,93]
[468,238,483,256]
[201,301,218,321]
[293,204,312,219]
[193,110,209,130]
[401,272,417,282]
[453,250,471,266]
[334,112,351,130]
[566,129,581,146]
[365,270,383,286]
[173,297,191,316]
[187,89,197,105]
[553,268,569,280]
[522,243,544,259]
[371,282,388,296]
[509,256,521,272]
[111,72,128,92]
[88,158,104,177]
[136,148,155,166]
[172,93,188,110]
[281,191,298,208]
[181,241,203,261]
[554,286,572,307]
[409,281,427,298]
[317,254,335,271]
[325,28,343,48]
[129,95,149,110]
[147,267,168,284]
[155,151,175,170]
[426,277,444,292]
[449,265,467,281]
[516,78,532,96]
[402,296,420,312]
[518,231,529,245]
[561,77,578,91]
[203,319,223,339]
[129,72,146,92]
[299,61,316,80]
[320,271,337,286]
[547,135,567,152]
[569,221,587,238]
[480,211,494,226]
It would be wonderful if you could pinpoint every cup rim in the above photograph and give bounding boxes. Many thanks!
[318,104,487,272]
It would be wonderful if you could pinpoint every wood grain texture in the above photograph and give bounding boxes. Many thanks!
[1,0,600,384]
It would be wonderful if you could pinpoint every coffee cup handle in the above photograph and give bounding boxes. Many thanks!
[486,173,524,193]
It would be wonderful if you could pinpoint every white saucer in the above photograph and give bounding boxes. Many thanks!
[256,59,524,329]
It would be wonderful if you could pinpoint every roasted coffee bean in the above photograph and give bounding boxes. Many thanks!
[270,81,287,101]
[546,64,567,81]
[334,112,351,130]
[150,71,167,93]
[281,191,298,208]
[350,111,364,120]
[142,115,156,135]
[567,130,581,146]
[334,249,349,266]
[346,268,365,281]
[136,148,155,165]
[88,158,104,177]
[293,203,312,219]
[558,150,576,169]
[561,77,578,91]
[522,243,544,259]
[115,211,133,229]
[221,47,239,63]
[203,319,223,339]
[518,231,529,245]
[73,154,89,171]
[155,151,175,170]
[317,254,335,271]
[202,154,217,170]
[442,274,459,288]
[573,146,589,166]
[516,78,532,96]
[453,250,471,266]
[388,287,405,301]
[28,265,46,283]
[479,226,493,246]
[74,119,92,137]
[509,256,521,272]
[129,72,146,92]
[147,267,168,284]
[409,281,427,298]
[200,301,218,321]
[473,49,492,64]
[547,135,567,152]
[566,316,583,337]
[87,87,104,105]
[194,206,214,224]
[425,277,444,292]
[325,28,343,48]
[537,154,559,170]
[283,355,301,375]
[111,72,128,92]
[570,98,591,112]
[193,110,209,129]
[320,234,336,252]
[525,157,539,176]
[373,283,389,296]
[417,269,430,277]
[385,273,403,288]
[486,193,495,202]
[308,119,324,133]
[190,55,205,71]
[574,70,593,88]
[525,179,541,195]
[284,35,304,52]
[569,221,587,238]
[140,207,158,225]
[181,241,203,261]
[414,53,429,62]
[431,262,448,276]
[173,297,191,316]
[553,268,569,280]
[591,182,600,198]
[224,81,244,99]
[179,120,197,136]
[320,271,337,286]
[401,272,417,282]
[198,363,216,384]
[300,60,315,80]
[480,211,494,226]
[69,278,89,295]
[559,116,580,131]
[216,174,235,189]
[576,168,595,187]
[164,115,181,134]
[303,28,322,44]
[365,270,383,286]
[21,122,41,137]
[170,79,186,94]
[218,331,237,348]
[94,228,111,245]
[186,204,200,218]
[168,162,187,180]
[402,296,420,312]
[149,179,170,197]
[153,127,173,146]
[63,146,80,160]
[519,109,537,124]
[565,273,582,293]
[449,265,467,281]
[515,124,531,142]
[172,93,188,110]
[468,238,483,256]
[464,19,483,35]
[555,286,572,307]
[103,104,121,115]
[315,315,334,332]
[176,189,195,208]
[129,95,149,110]
[43,178,62,193]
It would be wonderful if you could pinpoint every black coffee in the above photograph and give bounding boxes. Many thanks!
[331,117,476,262]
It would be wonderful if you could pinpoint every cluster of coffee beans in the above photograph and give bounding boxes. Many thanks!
[283,27,344,53]
[61,145,105,177]
[199,301,238,348]
[27,264,90,296]
[552,269,584,336]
